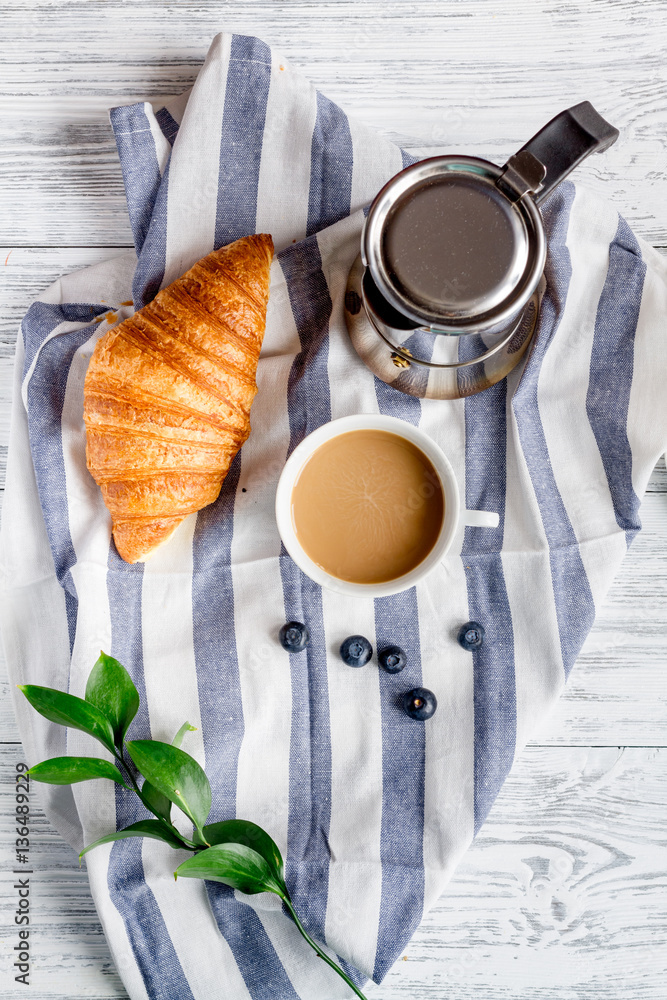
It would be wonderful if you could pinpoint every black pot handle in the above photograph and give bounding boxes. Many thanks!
[517,101,619,205]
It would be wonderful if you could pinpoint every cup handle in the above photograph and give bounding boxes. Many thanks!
[463,509,499,529]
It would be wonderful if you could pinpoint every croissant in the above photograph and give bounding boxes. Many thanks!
[83,233,274,563]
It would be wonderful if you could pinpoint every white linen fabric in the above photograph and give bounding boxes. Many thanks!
[2,31,667,1000]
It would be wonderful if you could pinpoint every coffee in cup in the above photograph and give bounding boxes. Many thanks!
[275,414,499,599]
[290,429,444,585]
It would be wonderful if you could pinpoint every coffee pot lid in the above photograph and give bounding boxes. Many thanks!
[363,155,546,331]
[362,103,619,334]
[382,168,531,318]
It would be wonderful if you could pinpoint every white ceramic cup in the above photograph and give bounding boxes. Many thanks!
[275,413,499,598]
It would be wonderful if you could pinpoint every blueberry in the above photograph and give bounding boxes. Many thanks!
[340,635,372,667]
[378,645,407,674]
[402,687,437,721]
[457,621,485,651]
[279,621,310,653]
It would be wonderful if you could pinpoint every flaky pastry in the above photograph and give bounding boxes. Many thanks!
[83,233,274,562]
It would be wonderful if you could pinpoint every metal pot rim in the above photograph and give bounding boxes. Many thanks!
[362,154,546,335]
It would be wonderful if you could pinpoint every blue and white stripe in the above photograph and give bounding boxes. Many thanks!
[3,30,667,1000]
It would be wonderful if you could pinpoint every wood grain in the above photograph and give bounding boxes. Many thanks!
[1,742,665,999]
[1,3,666,998]
[0,744,124,999]
[377,745,667,999]
[1,0,667,244]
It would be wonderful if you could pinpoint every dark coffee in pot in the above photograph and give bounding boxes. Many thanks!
[382,175,520,314]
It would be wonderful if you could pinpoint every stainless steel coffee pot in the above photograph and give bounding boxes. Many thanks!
[345,102,619,399]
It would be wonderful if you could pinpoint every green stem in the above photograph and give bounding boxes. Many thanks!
[282,896,368,1000]
[174,832,199,850]
[113,747,146,802]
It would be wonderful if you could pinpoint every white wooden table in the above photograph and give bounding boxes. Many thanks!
[1,3,666,997]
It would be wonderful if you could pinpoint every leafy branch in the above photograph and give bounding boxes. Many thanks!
[19,652,368,999]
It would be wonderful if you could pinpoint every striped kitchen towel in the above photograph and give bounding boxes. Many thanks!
[2,31,667,1000]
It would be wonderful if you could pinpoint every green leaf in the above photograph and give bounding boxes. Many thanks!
[28,756,130,788]
[79,820,188,859]
[19,685,115,755]
[126,740,211,833]
[201,820,284,881]
[140,723,197,821]
[141,780,172,823]
[172,722,196,749]
[85,652,140,745]
[174,843,286,897]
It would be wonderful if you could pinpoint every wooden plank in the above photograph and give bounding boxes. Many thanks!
[0,123,133,248]
[0,247,122,346]
[0,743,127,999]
[378,744,667,999]
[0,115,663,246]
[1,0,667,244]
[1,741,665,998]
[0,249,128,492]
[538,481,667,747]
